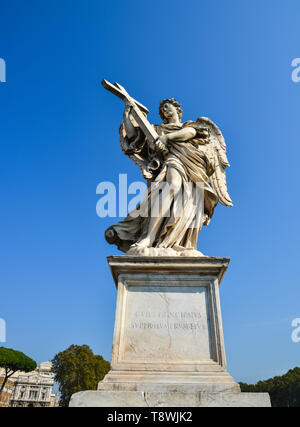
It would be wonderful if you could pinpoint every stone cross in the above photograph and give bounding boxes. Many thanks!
[101,79,159,150]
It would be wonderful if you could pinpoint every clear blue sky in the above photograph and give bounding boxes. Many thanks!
[1,0,300,384]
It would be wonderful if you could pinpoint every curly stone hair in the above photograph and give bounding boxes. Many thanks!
[159,98,183,123]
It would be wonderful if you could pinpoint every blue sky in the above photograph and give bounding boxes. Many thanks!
[0,0,300,384]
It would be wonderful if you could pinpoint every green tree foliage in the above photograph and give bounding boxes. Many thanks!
[0,347,37,395]
[240,367,300,407]
[51,344,110,406]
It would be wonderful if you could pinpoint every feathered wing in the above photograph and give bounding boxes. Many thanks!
[196,117,233,207]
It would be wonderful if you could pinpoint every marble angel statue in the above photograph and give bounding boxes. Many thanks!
[102,80,233,256]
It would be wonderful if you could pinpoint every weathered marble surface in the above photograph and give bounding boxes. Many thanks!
[120,284,212,362]
[98,256,239,394]
[70,391,271,407]
[126,247,205,257]
[103,81,233,256]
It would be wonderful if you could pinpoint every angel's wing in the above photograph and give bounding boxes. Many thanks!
[196,117,233,207]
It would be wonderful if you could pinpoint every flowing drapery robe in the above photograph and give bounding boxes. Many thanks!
[105,121,219,253]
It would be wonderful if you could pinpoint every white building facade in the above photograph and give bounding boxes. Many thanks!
[10,362,58,407]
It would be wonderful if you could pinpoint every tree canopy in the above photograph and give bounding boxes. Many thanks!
[0,347,37,395]
[240,367,300,407]
[51,344,110,406]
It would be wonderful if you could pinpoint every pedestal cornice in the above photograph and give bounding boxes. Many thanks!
[107,256,230,288]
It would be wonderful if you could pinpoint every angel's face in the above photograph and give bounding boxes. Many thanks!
[161,102,178,122]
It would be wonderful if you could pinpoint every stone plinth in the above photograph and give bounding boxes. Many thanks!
[70,256,271,407]
[70,390,271,407]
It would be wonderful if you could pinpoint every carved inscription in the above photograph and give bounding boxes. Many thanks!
[129,310,203,330]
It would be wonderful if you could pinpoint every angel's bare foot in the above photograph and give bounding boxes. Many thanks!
[105,227,117,244]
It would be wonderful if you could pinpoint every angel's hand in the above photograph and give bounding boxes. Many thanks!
[155,135,168,152]
[198,127,210,139]
[124,99,136,114]
[123,103,133,117]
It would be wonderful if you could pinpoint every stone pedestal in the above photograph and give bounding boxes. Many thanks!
[70,256,271,407]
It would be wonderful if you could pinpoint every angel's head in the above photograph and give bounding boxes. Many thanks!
[159,98,183,124]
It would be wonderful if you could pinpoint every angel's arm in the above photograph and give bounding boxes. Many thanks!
[168,126,196,141]
[123,104,138,140]
[159,126,197,145]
